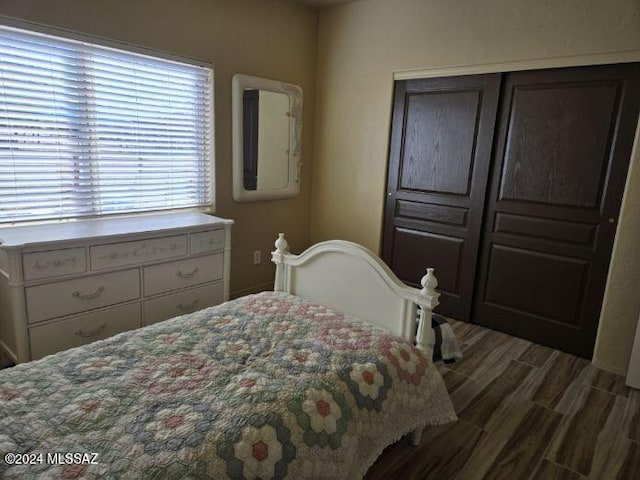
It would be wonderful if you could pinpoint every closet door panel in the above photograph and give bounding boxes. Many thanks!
[383,74,501,320]
[483,244,589,326]
[498,83,618,207]
[391,228,463,294]
[474,63,640,357]
[399,90,478,194]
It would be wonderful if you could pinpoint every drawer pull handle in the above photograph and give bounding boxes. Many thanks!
[176,299,199,312]
[35,258,75,270]
[74,323,107,338]
[176,267,199,279]
[72,286,105,300]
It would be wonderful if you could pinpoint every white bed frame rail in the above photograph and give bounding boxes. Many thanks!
[271,233,440,355]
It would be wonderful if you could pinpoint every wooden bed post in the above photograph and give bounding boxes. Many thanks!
[415,268,439,354]
[411,267,439,447]
[272,233,289,292]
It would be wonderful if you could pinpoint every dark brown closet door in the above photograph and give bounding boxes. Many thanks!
[474,64,640,358]
[382,74,501,320]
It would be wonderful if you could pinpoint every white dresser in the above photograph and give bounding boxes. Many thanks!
[0,212,233,363]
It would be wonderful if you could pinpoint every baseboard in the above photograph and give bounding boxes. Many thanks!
[592,358,627,377]
[230,281,274,300]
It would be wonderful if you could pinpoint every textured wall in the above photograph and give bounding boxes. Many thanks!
[0,0,318,296]
[311,0,640,373]
[595,123,640,373]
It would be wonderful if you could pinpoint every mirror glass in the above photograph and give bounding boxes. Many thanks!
[242,89,290,191]
[232,74,303,202]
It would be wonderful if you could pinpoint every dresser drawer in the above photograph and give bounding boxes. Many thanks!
[25,269,141,323]
[23,247,86,281]
[143,283,223,326]
[191,229,225,255]
[90,235,188,270]
[143,254,223,296]
[29,303,141,360]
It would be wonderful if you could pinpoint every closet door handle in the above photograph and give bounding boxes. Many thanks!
[72,286,105,300]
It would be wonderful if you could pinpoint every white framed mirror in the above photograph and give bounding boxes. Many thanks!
[232,74,303,202]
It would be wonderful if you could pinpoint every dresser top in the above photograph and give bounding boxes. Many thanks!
[0,212,233,249]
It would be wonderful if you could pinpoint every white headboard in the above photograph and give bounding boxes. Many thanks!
[271,234,440,352]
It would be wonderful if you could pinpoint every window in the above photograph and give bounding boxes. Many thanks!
[0,24,213,223]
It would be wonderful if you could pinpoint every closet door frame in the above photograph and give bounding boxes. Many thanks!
[389,51,640,369]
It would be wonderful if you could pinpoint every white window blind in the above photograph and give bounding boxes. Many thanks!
[0,24,213,223]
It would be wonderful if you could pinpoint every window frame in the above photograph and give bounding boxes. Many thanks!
[0,16,216,225]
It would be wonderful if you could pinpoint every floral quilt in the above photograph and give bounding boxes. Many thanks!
[0,291,457,479]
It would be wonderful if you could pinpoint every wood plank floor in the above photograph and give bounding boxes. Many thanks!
[366,321,640,480]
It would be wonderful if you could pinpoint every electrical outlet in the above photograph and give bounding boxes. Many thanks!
[253,250,261,265]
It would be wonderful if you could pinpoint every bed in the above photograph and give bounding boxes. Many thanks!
[0,234,457,479]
